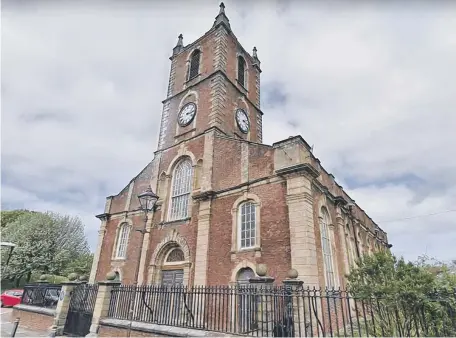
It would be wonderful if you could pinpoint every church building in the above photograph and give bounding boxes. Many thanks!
[89,3,390,288]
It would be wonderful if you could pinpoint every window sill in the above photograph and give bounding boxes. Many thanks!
[112,258,126,262]
[185,74,201,85]
[230,246,262,261]
[236,79,248,92]
[159,217,191,228]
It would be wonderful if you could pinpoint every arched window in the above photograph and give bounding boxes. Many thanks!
[238,201,256,249]
[320,208,335,288]
[237,56,246,87]
[166,248,185,263]
[170,159,193,220]
[115,223,130,259]
[188,49,201,80]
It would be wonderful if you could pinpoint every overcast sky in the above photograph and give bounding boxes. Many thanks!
[2,0,455,263]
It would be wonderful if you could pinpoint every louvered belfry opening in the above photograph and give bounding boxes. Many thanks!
[238,56,246,87]
[189,49,201,80]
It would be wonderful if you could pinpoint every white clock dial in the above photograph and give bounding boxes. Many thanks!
[235,108,250,133]
[178,102,197,127]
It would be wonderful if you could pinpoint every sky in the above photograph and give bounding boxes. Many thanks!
[2,0,456,263]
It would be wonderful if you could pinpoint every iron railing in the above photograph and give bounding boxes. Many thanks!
[63,283,99,337]
[108,285,456,337]
[21,283,62,309]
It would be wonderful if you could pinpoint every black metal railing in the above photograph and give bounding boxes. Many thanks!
[20,283,62,309]
[108,285,456,337]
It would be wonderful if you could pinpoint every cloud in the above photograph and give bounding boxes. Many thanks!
[2,0,455,262]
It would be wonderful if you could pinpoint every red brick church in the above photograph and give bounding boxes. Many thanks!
[89,3,390,288]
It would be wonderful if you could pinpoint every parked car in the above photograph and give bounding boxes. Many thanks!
[0,289,23,307]
[44,289,59,307]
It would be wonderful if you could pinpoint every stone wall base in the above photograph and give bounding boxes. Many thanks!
[11,304,55,333]
[99,318,244,337]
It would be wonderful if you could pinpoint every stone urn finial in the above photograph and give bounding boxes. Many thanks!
[287,268,299,279]
[106,271,117,281]
[78,275,88,282]
[256,264,268,277]
[68,273,79,282]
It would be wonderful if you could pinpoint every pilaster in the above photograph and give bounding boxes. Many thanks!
[167,57,177,98]
[285,175,319,287]
[213,25,228,72]
[336,207,350,278]
[201,131,215,192]
[193,198,212,286]
[124,181,134,211]
[157,101,171,150]
[209,73,227,129]
[89,211,110,283]
[138,213,153,285]
[240,142,249,183]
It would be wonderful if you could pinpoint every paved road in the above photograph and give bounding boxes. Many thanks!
[0,308,48,337]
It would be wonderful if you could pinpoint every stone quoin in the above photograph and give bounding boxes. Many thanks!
[89,3,390,288]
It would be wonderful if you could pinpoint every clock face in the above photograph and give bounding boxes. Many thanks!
[178,102,197,127]
[235,108,250,133]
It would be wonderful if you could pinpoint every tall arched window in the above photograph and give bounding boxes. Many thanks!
[238,201,256,249]
[188,49,201,80]
[170,159,193,220]
[237,56,246,87]
[115,223,130,259]
[320,208,335,288]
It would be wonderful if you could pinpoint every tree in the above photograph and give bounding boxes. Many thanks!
[62,252,94,277]
[1,211,90,286]
[347,251,456,337]
[0,210,35,228]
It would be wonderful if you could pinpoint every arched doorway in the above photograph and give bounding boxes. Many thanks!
[236,267,257,333]
[148,230,191,285]
[155,247,187,323]
[236,267,255,284]
[160,247,185,286]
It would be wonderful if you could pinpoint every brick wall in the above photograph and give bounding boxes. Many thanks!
[207,181,291,285]
[11,306,54,333]
[99,325,162,337]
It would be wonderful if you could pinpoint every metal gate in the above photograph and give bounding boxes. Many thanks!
[63,283,98,336]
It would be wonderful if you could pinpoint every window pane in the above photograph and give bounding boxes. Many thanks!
[189,50,200,79]
[170,160,193,220]
[116,224,130,258]
[238,56,245,87]
[320,209,335,288]
[239,202,256,249]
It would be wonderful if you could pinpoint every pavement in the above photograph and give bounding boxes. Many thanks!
[1,308,48,337]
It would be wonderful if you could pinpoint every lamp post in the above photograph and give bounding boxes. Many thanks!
[126,186,159,338]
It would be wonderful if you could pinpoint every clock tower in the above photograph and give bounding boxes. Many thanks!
[90,1,390,295]
[157,2,263,151]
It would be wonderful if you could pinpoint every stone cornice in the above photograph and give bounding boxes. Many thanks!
[95,213,110,221]
[334,196,348,207]
[286,192,313,204]
[312,180,337,204]
[192,190,216,201]
[272,135,313,152]
[276,163,320,179]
